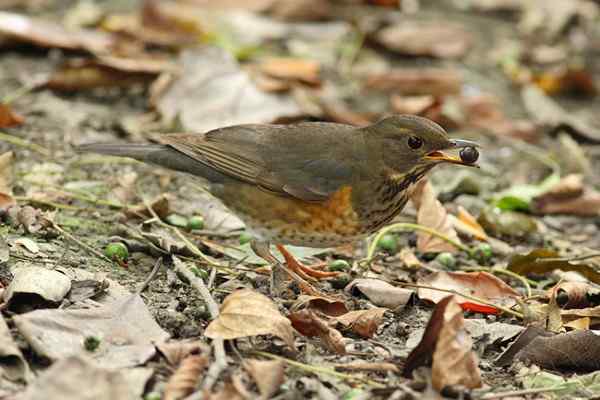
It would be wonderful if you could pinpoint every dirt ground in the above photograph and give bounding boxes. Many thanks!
[2,0,600,399]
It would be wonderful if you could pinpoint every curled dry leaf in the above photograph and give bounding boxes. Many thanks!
[345,278,413,309]
[412,180,462,254]
[291,295,348,317]
[508,249,600,285]
[391,94,436,115]
[0,104,24,128]
[375,21,472,58]
[366,68,462,96]
[418,271,521,309]
[124,194,171,220]
[550,281,594,309]
[243,359,285,400]
[204,289,295,350]
[289,309,346,354]
[532,174,600,216]
[334,308,386,338]
[431,296,482,390]
[258,58,321,86]
[164,354,209,400]
[157,340,209,366]
[453,206,488,241]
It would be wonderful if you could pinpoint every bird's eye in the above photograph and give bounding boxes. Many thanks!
[408,136,423,149]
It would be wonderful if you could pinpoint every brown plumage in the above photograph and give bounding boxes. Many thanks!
[79,115,478,280]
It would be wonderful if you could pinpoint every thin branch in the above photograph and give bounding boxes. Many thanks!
[0,131,50,156]
[49,219,113,265]
[476,385,568,400]
[137,258,163,294]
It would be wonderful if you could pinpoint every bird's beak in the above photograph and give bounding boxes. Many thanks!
[424,139,480,166]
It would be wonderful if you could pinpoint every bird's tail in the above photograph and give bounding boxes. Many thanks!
[77,143,226,182]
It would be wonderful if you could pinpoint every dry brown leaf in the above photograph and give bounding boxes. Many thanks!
[532,174,600,216]
[366,68,461,96]
[399,248,422,269]
[205,289,295,350]
[0,11,113,53]
[455,206,488,241]
[413,180,462,253]
[334,361,399,372]
[157,340,209,366]
[292,295,348,317]
[124,194,171,220]
[209,378,248,400]
[418,271,521,308]
[258,58,320,86]
[288,309,346,354]
[243,359,285,400]
[345,279,414,308]
[534,67,597,96]
[0,193,16,213]
[376,21,472,58]
[390,94,436,115]
[564,317,590,330]
[164,354,209,400]
[431,296,482,390]
[550,281,593,309]
[334,308,386,338]
[0,104,24,128]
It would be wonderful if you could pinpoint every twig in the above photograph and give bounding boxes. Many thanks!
[542,253,600,263]
[393,281,524,319]
[49,220,113,264]
[253,351,385,388]
[137,258,163,294]
[14,196,83,211]
[173,257,227,399]
[365,222,472,264]
[476,385,567,400]
[0,131,50,156]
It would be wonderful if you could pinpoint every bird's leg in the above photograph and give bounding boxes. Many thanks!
[276,245,339,279]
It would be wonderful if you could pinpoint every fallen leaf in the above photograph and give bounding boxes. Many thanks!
[532,174,600,216]
[209,378,248,400]
[4,265,71,311]
[0,314,31,382]
[366,68,462,96]
[156,47,303,133]
[0,152,14,195]
[124,194,171,220]
[508,249,600,285]
[431,296,482,390]
[0,104,24,128]
[390,94,436,115]
[156,340,208,366]
[534,67,597,96]
[334,308,386,338]
[0,11,113,54]
[205,289,295,350]
[417,271,521,309]
[12,294,170,368]
[14,355,152,400]
[243,359,285,400]
[413,180,462,253]
[258,57,320,86]
[375,21,472,58]
[398,248,422,269]
[550,281,595,309]
[454,206,488,241]
[345,279,414,308]
[288,309,345,354]
[164,354,209,400]
[292,295,348,317]
[564,317,591,330]
[13,237,39,254]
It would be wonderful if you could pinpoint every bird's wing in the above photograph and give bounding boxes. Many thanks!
[159,123,360,202]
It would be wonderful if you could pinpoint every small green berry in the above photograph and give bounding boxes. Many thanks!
[83,336,101,352]
[187,215,204,230]
[165,214,188,228]
[435,252,456,268]
[343,389,365,400]
[238,231,253,245]
[330,273,351,290]
[329,259,350,271]
[377,234,398,254]
[104,242,129,261]
[190,266,209,280]
[144,392,162,400]
[473,243,493,264]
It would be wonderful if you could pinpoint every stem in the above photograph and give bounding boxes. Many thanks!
[366,222,472,262]
[0,131,50,156]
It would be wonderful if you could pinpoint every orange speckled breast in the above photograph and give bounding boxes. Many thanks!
[217,182,363,247]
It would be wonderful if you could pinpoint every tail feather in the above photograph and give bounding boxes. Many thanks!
[77,143,226,183]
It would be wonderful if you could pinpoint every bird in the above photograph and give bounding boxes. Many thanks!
[79,115,478,282]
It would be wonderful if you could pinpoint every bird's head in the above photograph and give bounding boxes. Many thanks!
[363,114,479,175]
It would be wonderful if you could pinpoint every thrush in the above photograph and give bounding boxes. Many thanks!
[79,115,478,281]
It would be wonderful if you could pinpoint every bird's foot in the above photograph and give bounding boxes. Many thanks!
[276,245,339,280]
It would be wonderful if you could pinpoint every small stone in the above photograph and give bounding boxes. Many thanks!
[460,146,479,164]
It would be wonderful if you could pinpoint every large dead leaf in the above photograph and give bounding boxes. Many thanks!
[0,11,113,54]
[156,47,303,133]
[0,104,24,128]
[418,271,521,309]
[508,249,600,285]
[532,174,600,216]
[14,355,152,400]
[375,21,472,58]
[288,309,345,354]
[345,279,413,308]
[334,308,386,338]
[243,359,285,400]
[0,314,31,383]
[366,68,462,96]
[164,354,209,400]
[205,289,295,349]
[412,180,462,253]
[4,265,72,312]
[13,294,170,368]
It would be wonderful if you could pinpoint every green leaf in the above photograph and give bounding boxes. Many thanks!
[494,172,561,211]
